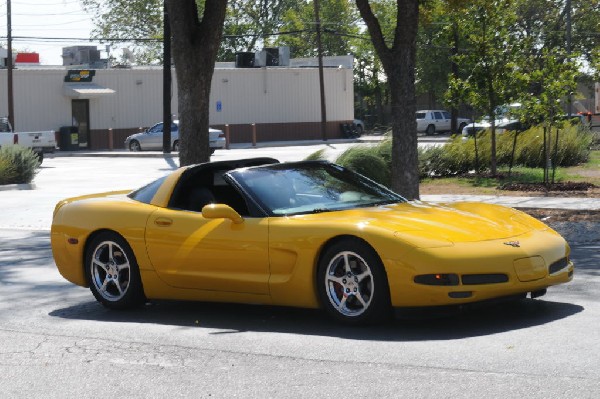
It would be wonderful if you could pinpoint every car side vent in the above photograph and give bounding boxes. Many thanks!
[549,258,569,275]
[461,274,508,285]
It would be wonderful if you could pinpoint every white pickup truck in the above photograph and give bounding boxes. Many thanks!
[0,117,56,163]
[416,110,470,135]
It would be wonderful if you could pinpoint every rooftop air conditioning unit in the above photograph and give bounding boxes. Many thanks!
[235,52,256,68]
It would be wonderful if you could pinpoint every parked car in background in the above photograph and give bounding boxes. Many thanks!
[462,103,523,137]
[0,116,56,163]
[124,120,226,153]
[462,119,527,137]
[416,110,470,135]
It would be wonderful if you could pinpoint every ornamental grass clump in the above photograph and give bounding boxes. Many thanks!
[0,145,39,184]
[335,145,390,187]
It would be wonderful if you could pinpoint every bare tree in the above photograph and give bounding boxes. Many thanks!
[167,0,228,166]
[355,0,420,199]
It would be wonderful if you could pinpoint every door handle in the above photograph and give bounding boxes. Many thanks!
[154,217,173,227]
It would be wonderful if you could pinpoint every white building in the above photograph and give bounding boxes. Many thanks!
[0,56,354,150]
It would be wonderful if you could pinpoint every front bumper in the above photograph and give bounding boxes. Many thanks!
[385,231,573,307]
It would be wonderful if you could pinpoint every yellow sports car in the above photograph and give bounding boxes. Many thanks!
[51,158,574,324]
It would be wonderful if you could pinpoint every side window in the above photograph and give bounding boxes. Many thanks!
[149,123,163,133]
[434,112,443,119]
[442,111,451,119]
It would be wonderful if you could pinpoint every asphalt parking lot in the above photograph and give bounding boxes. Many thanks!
[1,147,599,398]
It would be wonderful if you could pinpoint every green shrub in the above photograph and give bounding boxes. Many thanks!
[418,124,592,176]
[0,145,39,184]
[335,145,390,186]
[304,148,328,161]
[0,157,17,184]
[497,125,591,168]
[323,123,591,183]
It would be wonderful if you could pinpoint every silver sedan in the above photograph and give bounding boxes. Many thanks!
[125,120,226,153]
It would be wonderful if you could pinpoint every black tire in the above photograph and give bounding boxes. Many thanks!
[355,124,364,136]
[36,152,44,165]
[426,124,436,135]
[85,232,145,309]
[129,140,141,152]
[210,148,216,155]
[458,122,467,134]
[173,140,180,152]
[317,238,391,325]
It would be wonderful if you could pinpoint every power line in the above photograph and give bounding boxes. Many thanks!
[11,17,92,27]
[12,11,88,16]
[12,0,82,5]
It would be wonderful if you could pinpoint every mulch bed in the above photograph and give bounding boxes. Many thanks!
[500,181,597,192]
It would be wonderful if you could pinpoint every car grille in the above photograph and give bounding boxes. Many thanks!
[461,274,509,285]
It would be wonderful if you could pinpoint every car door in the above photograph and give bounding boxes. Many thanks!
[441,111,453,132]
[144,208,270,295]
[432,111,447,132]
[145,123,164,150]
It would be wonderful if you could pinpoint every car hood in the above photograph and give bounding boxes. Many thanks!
[295,201,547,246]
[125,132,146,140]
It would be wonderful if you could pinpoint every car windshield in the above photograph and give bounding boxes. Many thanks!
[227,162,405,216]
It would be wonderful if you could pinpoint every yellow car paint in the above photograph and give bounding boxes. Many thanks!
[51,164,574,312]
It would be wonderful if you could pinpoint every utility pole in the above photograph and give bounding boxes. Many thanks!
[163,1,172,154]
[313,0,327,141]
[566,0,572,116]
[6,0,15,129]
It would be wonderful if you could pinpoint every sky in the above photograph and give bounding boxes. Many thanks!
[0,0,103,65]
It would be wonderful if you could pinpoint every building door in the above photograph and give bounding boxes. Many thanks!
[71,99,90,148]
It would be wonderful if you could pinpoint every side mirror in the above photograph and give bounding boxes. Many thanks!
[202,204,244,224]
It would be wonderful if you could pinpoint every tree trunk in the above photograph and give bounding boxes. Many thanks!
[167,0,228,166]
[356,0,420,199]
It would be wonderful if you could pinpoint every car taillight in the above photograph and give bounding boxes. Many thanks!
[13,134,18,144]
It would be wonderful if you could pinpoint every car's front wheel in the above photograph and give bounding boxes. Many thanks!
[85,232,145,309]
[426,124,436,135]
[173,140,179,152]
[129,140,141,152]
[317,238,391,325]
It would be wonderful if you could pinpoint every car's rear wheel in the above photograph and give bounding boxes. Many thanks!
[129,140,141,152]
[85,232,145,309]
[317,238,391,325]
[458,122,467,134]
[173,140,179,152]
[426,124,436,135]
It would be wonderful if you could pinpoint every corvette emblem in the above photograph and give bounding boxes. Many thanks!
[504,241,521,248]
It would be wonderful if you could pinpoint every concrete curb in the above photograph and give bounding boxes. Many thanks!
[0,183,35,191]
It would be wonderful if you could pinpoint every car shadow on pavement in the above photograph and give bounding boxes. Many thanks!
[0,229,589,342]
[50,296,583,342]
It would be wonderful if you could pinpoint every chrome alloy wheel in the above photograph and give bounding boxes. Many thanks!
[324,251,374,317]
[90,240,132,302]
